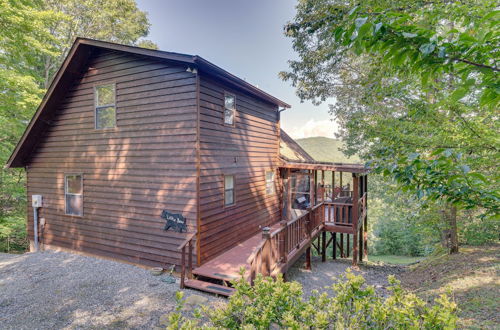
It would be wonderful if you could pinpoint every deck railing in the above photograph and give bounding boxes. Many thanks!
[358,192,367,225]
[177,231,196,289]
[324,192,367,229]
[247,204,325,284]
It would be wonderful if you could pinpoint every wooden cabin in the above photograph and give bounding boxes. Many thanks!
[7,38,368,296]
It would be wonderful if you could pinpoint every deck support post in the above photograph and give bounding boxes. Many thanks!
[332,171,335,199]
[364,175,368,260]
[321,230,326,262]
[359,225,363,262]
[305,246,311,270]
[311,170,315,207]
[347,235,350,257]
[352,174,359,267]
[286,168,292,221]
[332,233,337,259]
[340,233,344,258]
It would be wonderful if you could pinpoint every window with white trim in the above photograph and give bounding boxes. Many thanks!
[65,174,83,216]
[265,170,275,195]
[95,84,116,129]
[224,93,235,125]
[224,175,235,206]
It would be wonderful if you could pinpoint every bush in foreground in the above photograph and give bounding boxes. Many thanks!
[167,269,457,329]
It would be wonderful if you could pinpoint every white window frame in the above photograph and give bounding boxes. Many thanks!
[265,170,276,195]
[65,173,83,216]
[224,174,235,206]
[223,92,236,126]
[94,83,116,129]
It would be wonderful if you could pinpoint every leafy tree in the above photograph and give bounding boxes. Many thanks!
[0,0,155,252]
[41,0,156,88]
[281,0,499,253]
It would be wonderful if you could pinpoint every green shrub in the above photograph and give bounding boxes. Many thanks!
[0,213,27,253]
[167,269,457,329]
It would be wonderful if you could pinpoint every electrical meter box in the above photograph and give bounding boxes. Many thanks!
[32,195,43,208]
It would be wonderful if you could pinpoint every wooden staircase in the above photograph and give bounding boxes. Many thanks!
[177,204,326,296]
[183,279,235,296]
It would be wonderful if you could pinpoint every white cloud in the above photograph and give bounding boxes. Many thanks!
[285,118,339,139]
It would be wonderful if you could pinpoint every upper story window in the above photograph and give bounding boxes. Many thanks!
[95,84,116,129]
[224,93,236,125]
[266,170,275,195]
[65,174,83,216]
[224,175,235,206]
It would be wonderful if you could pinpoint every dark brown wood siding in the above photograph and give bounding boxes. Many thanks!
[198,74,281,263]
[26,49,198,267]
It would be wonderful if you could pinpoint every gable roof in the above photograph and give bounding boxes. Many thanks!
[279,129,315,163]
[279,130,368,173]
[7,38,290,168]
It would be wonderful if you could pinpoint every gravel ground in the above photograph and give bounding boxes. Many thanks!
[0,251,403,329]
[0,251,223,330]
[288,255,405,297]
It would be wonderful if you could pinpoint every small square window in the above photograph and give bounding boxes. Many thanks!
[265,170,275,195]
[224,93,235,125]
[95,84,116,129]
[65,174,83,216]
[224,175,235,206]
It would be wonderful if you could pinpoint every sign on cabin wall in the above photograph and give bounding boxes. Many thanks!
[161,210,187,233]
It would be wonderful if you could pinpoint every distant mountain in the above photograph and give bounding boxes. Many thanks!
[295,136,359,164]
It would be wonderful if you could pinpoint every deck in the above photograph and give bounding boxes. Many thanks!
[178,196,368,296]
[191,223,281,283]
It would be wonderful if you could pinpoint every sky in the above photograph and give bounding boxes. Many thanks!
[135,0,339,139]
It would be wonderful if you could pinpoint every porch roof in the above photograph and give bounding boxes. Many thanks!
[279,130,368,173]
[279,160,368,174]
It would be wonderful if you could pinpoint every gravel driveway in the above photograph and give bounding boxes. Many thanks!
[0,251,403,329]
[0,251,222,330]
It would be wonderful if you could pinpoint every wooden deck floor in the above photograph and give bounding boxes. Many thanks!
[191,206,356,285]
[192,223,282,282]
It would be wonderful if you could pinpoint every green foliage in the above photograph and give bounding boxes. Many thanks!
[368,175,441,257]
[460,212,500,246]
[371,148,499,217]
[167,269,457,329]
[0,214,27,252]
[41,0,156,88]
[282,0,499,253]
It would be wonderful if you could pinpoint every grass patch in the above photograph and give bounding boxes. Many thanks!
[368,255,423,265]
[400,244,499,329]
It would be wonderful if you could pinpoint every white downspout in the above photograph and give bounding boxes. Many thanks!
[33,207,39,252]
[31,195,42,252]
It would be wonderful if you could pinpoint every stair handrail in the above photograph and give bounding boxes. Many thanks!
[177,231,197,289]
[247,203,325,284]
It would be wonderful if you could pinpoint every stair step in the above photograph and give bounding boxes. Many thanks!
[184,279,235,296]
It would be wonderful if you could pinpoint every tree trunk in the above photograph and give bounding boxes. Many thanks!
[448,205,459,254]
[445,205,459,254]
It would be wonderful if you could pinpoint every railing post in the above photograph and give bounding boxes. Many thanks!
[280,220,288,264]
[188,240,193,279]
[262,227,271,276]
[180,246,186,289]
[306,207,312,238]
